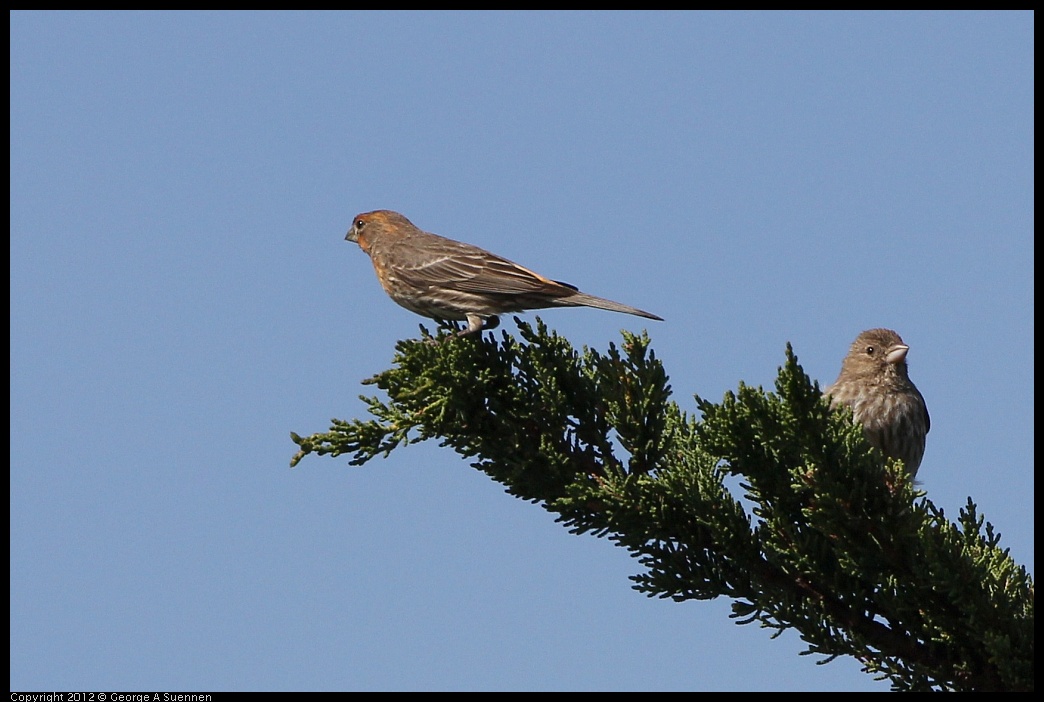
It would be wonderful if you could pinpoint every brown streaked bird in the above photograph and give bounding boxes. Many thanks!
[345,210,663,336]
[823,328,930,478]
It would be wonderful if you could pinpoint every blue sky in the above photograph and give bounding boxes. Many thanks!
[10,11,1032,692]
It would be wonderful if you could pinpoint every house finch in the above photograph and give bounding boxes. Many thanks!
[345,210,663,336]
[823,328,930,478]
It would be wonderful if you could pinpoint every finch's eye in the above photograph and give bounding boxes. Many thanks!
[865,346,875,355]
[355,219,365,229]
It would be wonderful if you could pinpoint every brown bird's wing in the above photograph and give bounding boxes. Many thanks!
[396,234,577,298]
[387,230,662,321]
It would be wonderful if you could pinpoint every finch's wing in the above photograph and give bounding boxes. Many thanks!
[398,235,577,297]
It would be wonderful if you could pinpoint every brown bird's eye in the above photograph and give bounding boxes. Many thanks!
[355,219,365,229]
[865,346,875,355]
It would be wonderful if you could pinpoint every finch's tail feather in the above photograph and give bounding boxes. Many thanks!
[566,292,663,321]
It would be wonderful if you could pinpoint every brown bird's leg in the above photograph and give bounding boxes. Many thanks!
[429,315,495,345]
[454,314,499,338]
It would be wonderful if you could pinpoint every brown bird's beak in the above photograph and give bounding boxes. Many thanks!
[345,226,358,243]
[885,344,910,365]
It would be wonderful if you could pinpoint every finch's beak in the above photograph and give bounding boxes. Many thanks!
[885,344,910,365]
[345,227,357,243]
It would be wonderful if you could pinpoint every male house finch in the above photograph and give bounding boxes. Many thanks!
[823,328,930,477]
[345,210,663,336]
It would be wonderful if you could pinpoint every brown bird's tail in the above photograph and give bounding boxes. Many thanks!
[564,291,663,321]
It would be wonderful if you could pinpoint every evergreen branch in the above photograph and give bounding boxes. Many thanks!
[290,318,1033,691]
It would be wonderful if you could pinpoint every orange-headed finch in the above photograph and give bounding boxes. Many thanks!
[345,210,663,336]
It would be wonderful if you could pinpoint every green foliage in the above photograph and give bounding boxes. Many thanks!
[290,318,1033,691]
